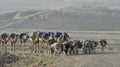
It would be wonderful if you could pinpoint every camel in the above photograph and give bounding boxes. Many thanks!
[9,33,19,51]
[0,33,9,51]
[19,32,29,51]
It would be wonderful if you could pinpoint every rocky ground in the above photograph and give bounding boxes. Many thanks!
[0,31,120,67]
[0,47,120,67]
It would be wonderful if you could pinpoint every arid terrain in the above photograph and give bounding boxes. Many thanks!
[0,7,120,67]
[0,31,120,67]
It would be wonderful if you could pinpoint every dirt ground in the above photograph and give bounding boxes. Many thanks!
[0,31,120,67]
[1,48,120,67]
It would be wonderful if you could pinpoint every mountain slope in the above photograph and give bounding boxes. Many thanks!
[0,8,120,31]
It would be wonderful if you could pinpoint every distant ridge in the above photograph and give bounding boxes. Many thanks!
[0,7,120,31]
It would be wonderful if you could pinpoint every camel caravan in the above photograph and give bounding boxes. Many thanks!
[0,31,107,56]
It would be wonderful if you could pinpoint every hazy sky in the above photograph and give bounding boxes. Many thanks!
[0,0,120,13]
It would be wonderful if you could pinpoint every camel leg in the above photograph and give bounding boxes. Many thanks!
[45,40,50,54]
[1,42,4,50]
[76,48,79,55]
[31,46,33,53]
[14,43,15,51]
[32,41,37,53]
[23,42,25,51]
[31,42,34,53]
[40,41,43,48]
[20,41,22,51]
[46,44,49,54]
[73,48,76,55]
[5,44,7,52]
[40,41,44,53]
[2,44,3,50]
[4,41,7,51]
[37,43,40,53]
[11,42,13,51]
[34,44,37,53]
[101,46,104,52]
[89,48,91,54]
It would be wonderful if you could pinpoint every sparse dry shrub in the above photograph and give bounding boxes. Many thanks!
[0,52,19,67]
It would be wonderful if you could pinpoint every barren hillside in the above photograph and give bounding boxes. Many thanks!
[0,7,120,31]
